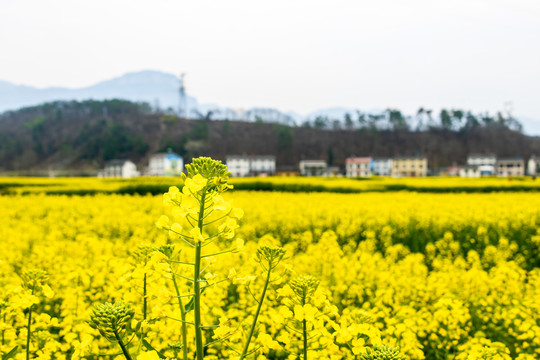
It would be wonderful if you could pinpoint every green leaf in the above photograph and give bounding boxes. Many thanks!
[184,287,206,313]
[142,339,167,359]
[2,346,18,360]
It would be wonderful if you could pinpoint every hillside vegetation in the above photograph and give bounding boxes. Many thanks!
[0,100,539,174]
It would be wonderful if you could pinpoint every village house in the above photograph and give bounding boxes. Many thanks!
[496,157,525,176]
[372,158,393,176]
[299,160,327,176]
[467,154,496,176]
[148,151,183,176]
[392,156,428,177]
[226,155,276,177]
[226,155,251,177]
[345,157,373,177]
[528,155,538,176]
[249,155,276,176]
[100,159,140,178]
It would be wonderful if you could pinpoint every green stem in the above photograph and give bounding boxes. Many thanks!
[194,188,207,360]
[26,308,32,360]
[303,318,308,360]
[239,268,272,360]
[114,329,133,360]
[172,276,189,360]
[26,286,35,360]
[143,273,147,321]
[2,312,5,346]
[302,295,308,360]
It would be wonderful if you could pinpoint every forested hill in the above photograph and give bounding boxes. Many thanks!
[0,100,539,174]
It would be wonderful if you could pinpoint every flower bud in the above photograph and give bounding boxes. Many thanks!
[359,345,405,360]
[255,246,286,270]
[290,275,319,304]
[88,301,134,342]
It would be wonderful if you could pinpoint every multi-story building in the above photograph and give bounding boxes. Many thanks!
[467,154,496,176]
[299,160,327,176]
[227,155,251,177]
[346,157,373,177]
[249,155,276,176]
[100,159,140,178]
[226,155,276,177]
[391,156,428,177]
[372,158,393,176]
[528,155,538,176]
[496,157,525,176]
[148,151,183,176]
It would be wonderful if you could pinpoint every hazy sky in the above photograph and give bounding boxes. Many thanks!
[1,0,539,126]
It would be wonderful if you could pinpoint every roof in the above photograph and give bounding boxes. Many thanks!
[468,153,496,158]
[346,157,372,163]
[497,157,524,162]
[250,155,276,160]
[393,155,426,160]
[105,159,133,166]
[226,155,275,160]
[150,152,181,159]
[299,159,327,164]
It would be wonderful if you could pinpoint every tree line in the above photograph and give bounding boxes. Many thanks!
[300,108,523,133]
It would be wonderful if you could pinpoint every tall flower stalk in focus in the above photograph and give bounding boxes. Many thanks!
[156,157,244,360]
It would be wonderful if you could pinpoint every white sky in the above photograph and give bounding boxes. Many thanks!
[1,0,539,122]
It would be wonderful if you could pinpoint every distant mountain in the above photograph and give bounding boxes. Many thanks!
[0,70,199,114]
[1,70,539,134]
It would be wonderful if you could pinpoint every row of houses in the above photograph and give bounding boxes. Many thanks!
[99,151,184,178]
[345,156,428,177]
[99,153,277,178]
[226,155,276,177]
[450,154,539,177]
[99,152,540,179]
[343,154,540,178]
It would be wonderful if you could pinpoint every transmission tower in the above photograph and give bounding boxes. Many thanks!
[179,73,187,118]
[504,101,514,118]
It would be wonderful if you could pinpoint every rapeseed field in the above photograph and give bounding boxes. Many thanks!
[1,158,539,360]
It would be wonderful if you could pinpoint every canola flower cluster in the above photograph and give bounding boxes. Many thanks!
[0,159,539,359]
